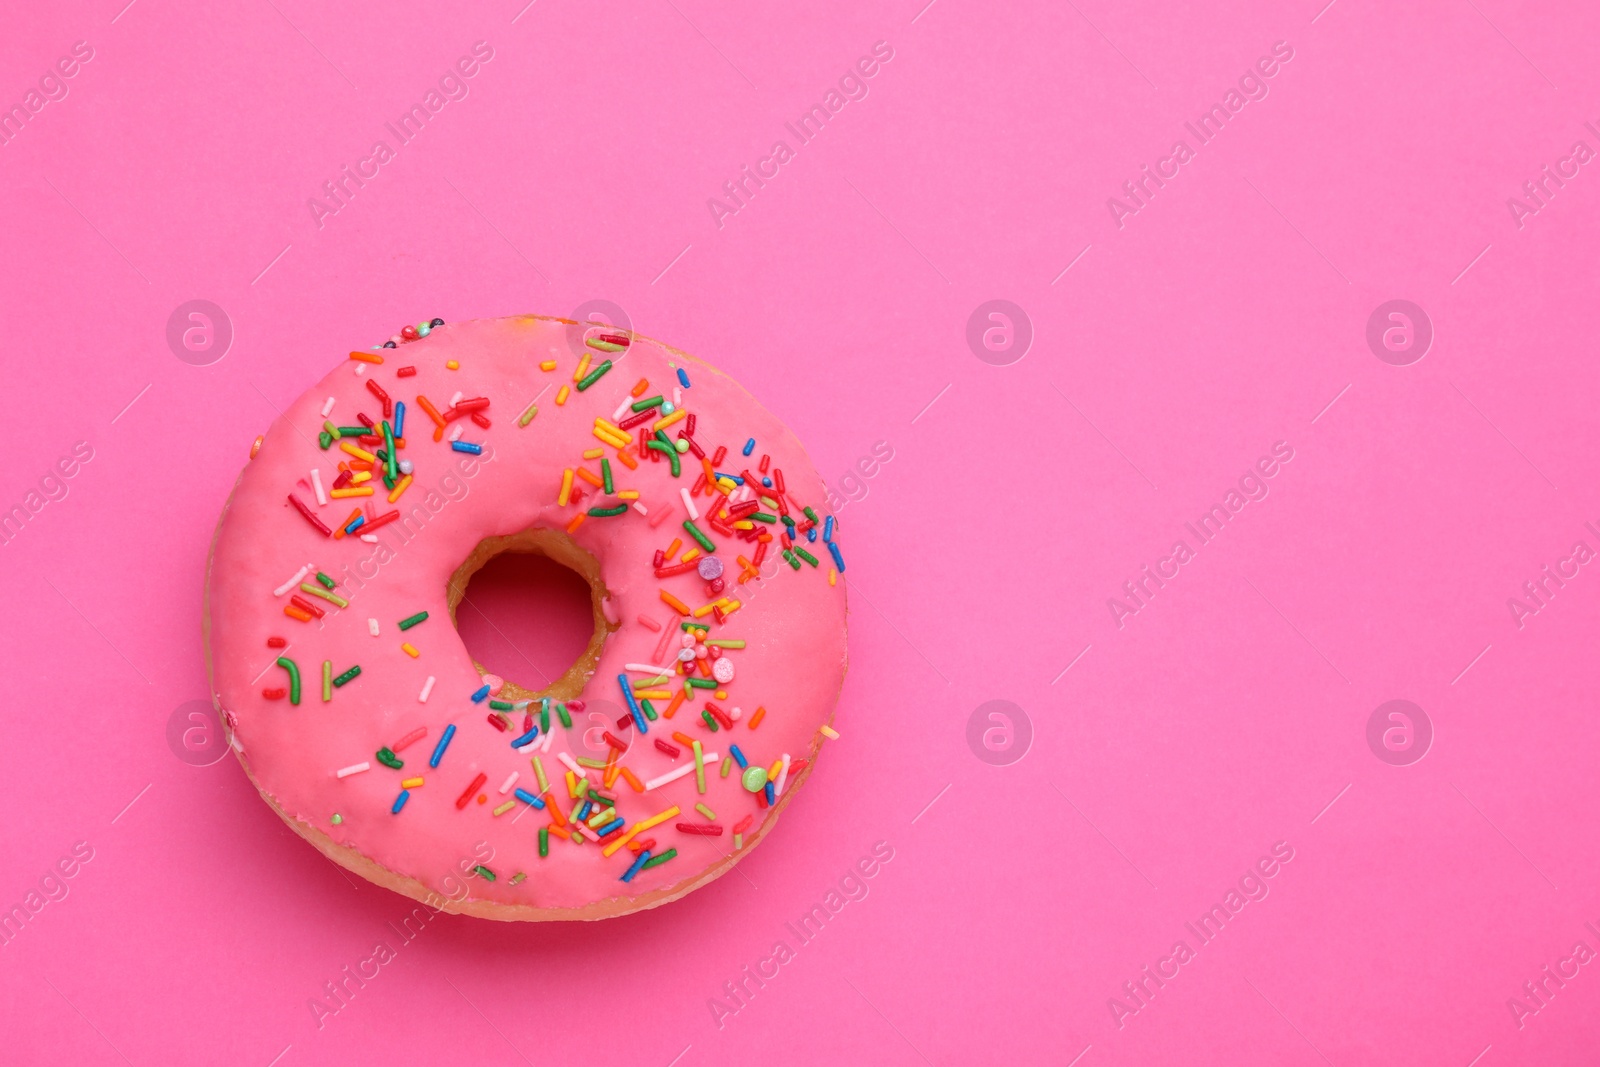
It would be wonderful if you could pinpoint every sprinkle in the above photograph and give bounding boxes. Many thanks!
[376,747,403,769]
[575,359,613,391]
[511,726,541,749]
[398,610,429,631]
[641,757,716,791]
[451,440,483,455]
[693,741,707,794]
[558,468,574,506]
[473,865,495,882]
[518,401,539,427]
[419,676,436,702]
[329,486,373,498]
[498,771,520,794]
[620,850,651,882]
[558,751,586,778]
[588,505,627,517]
[401,777,425,789]
[539,827,550,856]
[471,684,491,703]
[827,541,846,571]
[676,368,691,388]
[288,495,331,536]
[566,513,587,533]
[682,519,716,552]
[695,802,717,820]
[514,788,547,809]
[679,486,700,521]
[749,706,766,729]
[602,806,682,856]
[819,724,839,739]
[349,350,384,365]
[455,772,487,809]
[446,359,459,370]
[367,618,380,637]
[401,642,419,658]
[337,762,369,778]
[774,753,791,795]
[555,385,570,406]
[619,674,648,733]
[659,590,692,616]
[493,800,516,816]
[429,724,457,767]
[392,790,410,813]
[320,661,333,701]
[300,582,349,608]
[388,474,413,502]
[601,458,614,494]
[332,665,361,687]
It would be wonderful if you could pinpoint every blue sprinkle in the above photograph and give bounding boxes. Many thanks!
[391,790,410,814]
[451,440,483,454]
[764,783,775,805]
[577,800,592,822]
[619,673,648,735]
[596,818,625,837]
[429,723,457,768]
[621,850,652,882]
[742,438,755,456]
[393,401,406,440]
[676,368,690,388]
[823,516,834,542]
[344,515,366,534]
[827,541,846,573]
[762,477,772,488]
[511,726,540,748]
[471,684,490,703]
[514,788,547,809]
[713,472,744,485]
[729,744,749,769]
[806,527,817,542]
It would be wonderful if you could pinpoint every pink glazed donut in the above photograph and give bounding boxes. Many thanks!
[204,314,849,920]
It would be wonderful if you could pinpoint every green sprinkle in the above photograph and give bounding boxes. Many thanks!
[803,506,819,522]
[540,704,551,733]
[332,665,361,688]
[473,865,495,881]
[318,431,334,449]
[539,826,549,857]
[576,756,608,769]
[276,657,301,705]
[641,698,658,722]
[398,610,429,631]
[781,514,796,528]
[680,621,711,632]
[733,832,743,850]
[331,813,342,824]
[588,505,627,517]
[641,848,678,869]
[674,438,689,454]
[794,546,819,567]
[701,709,720,731]
[489,700,515,711]
[518,402,539,428]
[720,756,733,777]
[509,872,526,886]
[585,337,626,353]
[630,395,665,412]
[575,358,613,391]
[686,677,717,690]
[695,802,717,820]
[750,512,777,523]
[322,660,333,702]
[338,426,368,437]
[783,550,801,570]
[601,458,613,494]
[300,582,349,609]
[383,421,398,481]
[646,440,680,476]
[376,747,402,769]
[705,639,745,648]
[557,702,572,728]
[682,519,716,552]
[742,766,769,792]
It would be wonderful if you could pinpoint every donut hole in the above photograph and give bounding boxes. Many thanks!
[447,528,614,703]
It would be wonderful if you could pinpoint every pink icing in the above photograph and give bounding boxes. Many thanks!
[205,316,847,913]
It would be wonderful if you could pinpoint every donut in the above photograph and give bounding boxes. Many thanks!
[204,314,849,920]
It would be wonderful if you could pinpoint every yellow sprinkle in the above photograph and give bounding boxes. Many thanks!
[401,642,419,658]
[446,359,459,370]
[593,425,629,448]
[692,602,718,618]
[351,471,373,485]
[733,520,754,530]
[555,385,570,406]
[721,599,742,615]
[829,568,837,586]
[582,448,605,459]
[602,805,681,856]
[618,490,639,500]
[595,417,629,435]
[401,777,424,789]
[820,725,840,739]
[573,352,591,382]
[714,689,727,700]
[540,359,558,371]
[715,477,736,494]
[493,800,516,816]
[634,689,672,700]
[558,468,574,507]
[767,758,783,779]
[339,441,377,463]
[532,756,549,792]
[653,408,687,432]
[695,803,717,820]
[329,486,373,498]
[681,548,700,562]
[387,474,413,503]
[566,770,580,798]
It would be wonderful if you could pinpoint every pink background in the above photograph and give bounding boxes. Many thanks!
[3,0,1600,1063]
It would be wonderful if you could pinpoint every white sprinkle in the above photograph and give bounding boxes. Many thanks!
[730,706,743,721]
[774,753,791,796]
[450,391,464,406]
[680,486,699,521]
[337,762,371,778]
[643,755,719,791]
[499,771,520,794]
[448,424,463,442]
[321,396,336,417]
[419,676,436,702]
[632,501,649,516]
[625,662,678,675]
[612,397,632,421]
[273,564,312,598]
[557,751,587,778]
[354,364,366,377]
[310,467,327,506]
[538,729,555,754]
[368,618,380,637]
[360,534,378,543]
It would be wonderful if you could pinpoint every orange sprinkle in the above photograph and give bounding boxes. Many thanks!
[284,605,313,622]
[665,538,683,558]
[615,447,638,471]
[547,823,572,841]
[566,512,587,533]
[547,798,569,827]
[630,378,649,397]
[575,466,604,488]
[417,394,446,428]
[331,507,361,539]
[749,706,766,730]
[348,350,384,364]
[619,767,644,792]
[660,590,692,616]
[665,689,688,719]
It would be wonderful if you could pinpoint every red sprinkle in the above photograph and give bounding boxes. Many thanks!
[602,731,628,752]
[654,739,681,758]
[487,713,507,731]
[366,379,393,417]
[290,594,325,619]
[396,366,417,377]
[470,412,491,429]
[288,494,332,536]
[266,636,287,648]
[262,688,287,700]
[637,614,662,632]
[676,822,724,836]
[456,772,488,809]
[392,727,427,751]
[732,815,754,834]
[711,445,727,465]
